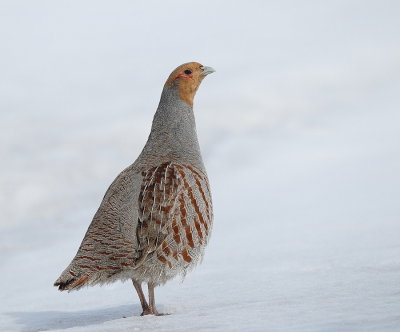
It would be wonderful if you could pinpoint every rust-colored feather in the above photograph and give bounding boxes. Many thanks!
[135,162,212,281]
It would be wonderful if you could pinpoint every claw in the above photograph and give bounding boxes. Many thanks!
[141,308,169,316]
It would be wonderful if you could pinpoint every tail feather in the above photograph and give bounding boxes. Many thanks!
[54,269,89,291]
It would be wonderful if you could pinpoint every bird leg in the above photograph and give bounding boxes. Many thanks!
[132,280,150,316]
[147,282,168,316]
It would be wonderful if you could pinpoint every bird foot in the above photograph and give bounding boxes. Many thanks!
[140,307,169,316]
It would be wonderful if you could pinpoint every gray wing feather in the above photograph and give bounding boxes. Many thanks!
[54,166,142,291]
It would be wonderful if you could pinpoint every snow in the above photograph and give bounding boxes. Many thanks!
[1,1,400,331]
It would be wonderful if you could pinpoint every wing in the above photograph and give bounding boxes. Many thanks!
[54,166,142,291]
[134,162,213,283]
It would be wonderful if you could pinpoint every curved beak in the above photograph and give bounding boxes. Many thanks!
[200,66,216,76]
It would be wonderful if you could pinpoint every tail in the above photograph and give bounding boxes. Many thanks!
[54,267,89,291]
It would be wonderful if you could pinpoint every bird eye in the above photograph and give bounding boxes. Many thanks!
[184,69,192,75]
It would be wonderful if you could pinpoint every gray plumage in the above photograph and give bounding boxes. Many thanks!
[54,62,214,315]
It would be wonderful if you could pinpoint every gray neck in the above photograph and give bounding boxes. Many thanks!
[138,86,204,168]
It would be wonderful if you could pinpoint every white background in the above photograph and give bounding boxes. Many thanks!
[1,1,400,331]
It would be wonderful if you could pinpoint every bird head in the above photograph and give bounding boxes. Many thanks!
[165,62,215,106]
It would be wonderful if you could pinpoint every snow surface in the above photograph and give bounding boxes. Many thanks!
[1,1,400,331]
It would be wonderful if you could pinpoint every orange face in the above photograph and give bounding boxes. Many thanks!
[165,62,214,106]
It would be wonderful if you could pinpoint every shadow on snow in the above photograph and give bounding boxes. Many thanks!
[7,304,141,331]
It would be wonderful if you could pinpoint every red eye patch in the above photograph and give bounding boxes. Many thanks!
[176,74,193,79]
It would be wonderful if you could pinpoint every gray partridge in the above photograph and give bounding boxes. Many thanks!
[54,62,215,316]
